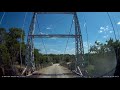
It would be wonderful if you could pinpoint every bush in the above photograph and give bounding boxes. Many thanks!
[86,65,95,73]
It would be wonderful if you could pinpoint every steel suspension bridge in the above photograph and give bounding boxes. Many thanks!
[0,12,119,78]
[21,12,85,76]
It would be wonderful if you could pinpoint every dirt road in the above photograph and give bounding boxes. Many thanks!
[28,64,78,78]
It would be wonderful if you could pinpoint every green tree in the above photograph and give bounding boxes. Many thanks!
[87,38,120,77]
[0,28,10,65]
[0,28,6,44]
[6,28,25,65]
[34,49,41,67]
[0,44,10,66]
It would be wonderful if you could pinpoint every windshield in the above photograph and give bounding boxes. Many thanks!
[0,12,119,78]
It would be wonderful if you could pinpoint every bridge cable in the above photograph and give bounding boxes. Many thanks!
[39,15,67,34]
[97,12,118,77]
[20,12,27,69]
[0,12,5,25]
[83,14,90,66]
[106,12,120,77]
[107,12,117,41]
[62,16,74,62]
[111,14,120,40]
[36,15,48,55]
[107,12,118,58]
[52,15,68,34]
[91,12,118,78]
[36,15,50,61]
[37,15,73,65]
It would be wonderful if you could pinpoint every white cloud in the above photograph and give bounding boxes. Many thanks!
[98,30,103,33]
[106,25,109,28]
[103,35,109,38]
[84,23,86,28]
[100,27,104,30]
[39,32,48,35]
[39,32,44,34]
[109,30,113,33]
[98,25,112,34]
[100,26,109,32]
[46,27,52,30]
[117,21,120,25]
[46,24,53,30]
[105,26,109,31]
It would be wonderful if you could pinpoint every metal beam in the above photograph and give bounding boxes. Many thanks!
[25,12,37,70]
[24,12,85,76]
[28,34,80,38]
[36,12,74,14]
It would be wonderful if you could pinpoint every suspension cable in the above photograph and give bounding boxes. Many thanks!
[97,12,118,78]
[112,15,120,40]
[52,15,72,35]
[83,13,90,65]
[39,15,67,34]
[0,12,5,25]
[107,12,117,41]
[62,16,74,61]
[36,15,49,60]
[20,12,27,68]
[37,15,73,64]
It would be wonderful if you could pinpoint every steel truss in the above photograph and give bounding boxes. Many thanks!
[24,12,84,75]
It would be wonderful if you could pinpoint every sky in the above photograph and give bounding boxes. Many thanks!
[0,12,120,55]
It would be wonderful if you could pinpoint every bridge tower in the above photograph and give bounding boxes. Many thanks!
[74,13,84,74]
[24,12,84,75]
[25,12,37,73]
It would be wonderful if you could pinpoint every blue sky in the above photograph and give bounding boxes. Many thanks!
[0,12,120,54]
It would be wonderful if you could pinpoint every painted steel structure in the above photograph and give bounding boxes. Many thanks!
[24,12,84,75]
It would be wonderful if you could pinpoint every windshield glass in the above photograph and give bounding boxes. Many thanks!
[0,12,119,78]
